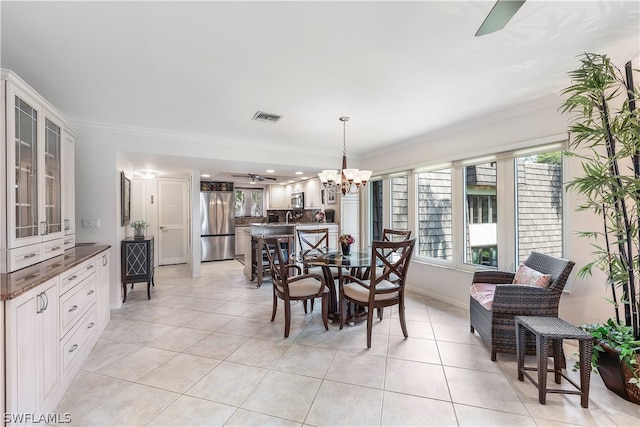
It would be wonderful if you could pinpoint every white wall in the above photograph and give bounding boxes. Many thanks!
[75,128,129,308]
[363,92,620,327]
[73,88,630,325]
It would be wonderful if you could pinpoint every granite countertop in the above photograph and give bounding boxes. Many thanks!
[1,244,110,301]
[250,222,336,226]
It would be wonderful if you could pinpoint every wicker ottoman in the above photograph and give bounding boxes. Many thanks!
[515,316,593,408]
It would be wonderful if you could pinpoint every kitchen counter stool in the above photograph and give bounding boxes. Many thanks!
[515,315,593,408]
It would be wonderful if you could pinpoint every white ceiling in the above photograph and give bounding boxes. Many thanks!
[1,1,639,184]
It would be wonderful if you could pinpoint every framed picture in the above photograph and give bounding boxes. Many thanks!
[327,189,337,205]
[121,171,131,226]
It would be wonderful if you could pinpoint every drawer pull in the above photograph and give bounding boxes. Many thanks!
[24,253,37,259]
[50,246,61,251]
[69,344,78,353]
[68,275,77,281]
[87,322,95,329]
[68,305,78,312]
[87,290,94,296]
[87,265,94,270]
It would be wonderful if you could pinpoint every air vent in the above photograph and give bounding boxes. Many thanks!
[252,111,282,123]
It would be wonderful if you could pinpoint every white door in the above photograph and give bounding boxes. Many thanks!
[158,178,189,265]
[341,194,360,253]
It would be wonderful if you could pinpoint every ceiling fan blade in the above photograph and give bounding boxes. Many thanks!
[261,176,277,181]
[475,0,525,37]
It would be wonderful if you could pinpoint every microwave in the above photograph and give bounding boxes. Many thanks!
[291,192,304,209]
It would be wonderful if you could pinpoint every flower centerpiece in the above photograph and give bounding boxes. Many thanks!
[339,233,354,255]
[130,219,149,238]
[315,210,325,223]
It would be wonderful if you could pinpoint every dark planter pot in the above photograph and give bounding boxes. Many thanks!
[596,341,640,404]
[341,243,351,256]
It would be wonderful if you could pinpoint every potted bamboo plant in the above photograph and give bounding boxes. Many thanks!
[562,52,640,403]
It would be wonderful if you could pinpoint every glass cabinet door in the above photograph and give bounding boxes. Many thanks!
[14,95,40,240]
[44,117,62,235]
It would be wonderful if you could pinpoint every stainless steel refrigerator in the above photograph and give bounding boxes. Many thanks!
[200,191,235,261]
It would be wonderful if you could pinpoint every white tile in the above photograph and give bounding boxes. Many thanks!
[273,343,335,378]
[454,404,537,426]
[138,353,219,393]
[382,391,458,426]
[241,371,322,423]
[95,346,178,381]
[445,365,529,416]
[325,350,386,389]
[57,262,625,427]
[186,361,268,406]
[305,380,383,426]
[384,358,451,400]
[226,337,290,368]
[147,395,235,426]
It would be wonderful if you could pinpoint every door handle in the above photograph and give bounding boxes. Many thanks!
[160,226,166,230]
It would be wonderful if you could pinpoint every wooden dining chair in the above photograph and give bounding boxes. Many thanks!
[339,238,416,348]
[263,238,329,338]
[382,228,412,242]
[366,229,412,282]
[297,227,339,312]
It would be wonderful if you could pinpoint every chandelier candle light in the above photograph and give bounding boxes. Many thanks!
[318,117,372,196]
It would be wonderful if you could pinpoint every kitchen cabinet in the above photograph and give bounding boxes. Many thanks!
[62,130,76,249]
[2,71,71,273]
[268,185,290,209]
[96,251,110,329]
[235,226,250,257]
[303,179,322,208]
[5,277,60,416]
[3,246,109,425]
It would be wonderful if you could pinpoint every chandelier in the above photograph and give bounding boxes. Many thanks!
[318,117,372,196]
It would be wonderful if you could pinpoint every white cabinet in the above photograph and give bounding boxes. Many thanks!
[96,251,110,329]
[303,179,322,208]
[5,276,60,416]
[235,226,250,256]
[2,71,70,272]
[62,131,75,249]
[268,185,290,209]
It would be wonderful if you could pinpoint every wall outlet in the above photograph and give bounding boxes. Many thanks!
[82,218,101,228]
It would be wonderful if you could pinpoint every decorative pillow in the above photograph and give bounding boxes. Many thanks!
[470,283,497,310]
[513,264,552,288]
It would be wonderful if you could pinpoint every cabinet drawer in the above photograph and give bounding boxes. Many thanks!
[42,238,65,261]
[60,306,97,378]
[63,235,76,250]
[7,244,43,272]
[60,258,95,295]
[60,275,96,337]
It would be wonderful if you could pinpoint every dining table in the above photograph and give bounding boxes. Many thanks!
[291,249,374,321]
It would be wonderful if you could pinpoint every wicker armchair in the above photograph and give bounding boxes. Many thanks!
[469,252,575,361]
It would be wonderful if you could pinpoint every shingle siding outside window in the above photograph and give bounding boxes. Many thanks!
[417,169,452,260]
[517,160,563,263]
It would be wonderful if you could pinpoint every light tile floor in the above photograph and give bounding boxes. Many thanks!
[56,261,640,426]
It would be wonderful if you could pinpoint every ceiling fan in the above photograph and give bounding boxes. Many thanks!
[231,173,277,183]
[475,0,526,37]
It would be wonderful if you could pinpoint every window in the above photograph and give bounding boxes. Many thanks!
[370,180,383,241]
[416,168,452,260]
[516,151,563,263]
[235,188,263,217]
[391,175,408,231]
[465,162,497,266]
